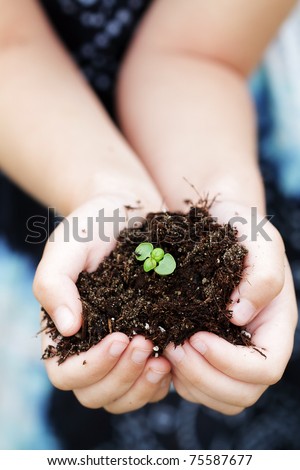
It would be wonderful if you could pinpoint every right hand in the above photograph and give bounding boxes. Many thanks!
[33,194,171,413]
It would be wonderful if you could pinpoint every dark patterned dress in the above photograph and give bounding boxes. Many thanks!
[0,0,299,450]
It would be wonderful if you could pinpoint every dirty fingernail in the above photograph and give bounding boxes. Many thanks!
[232,299,256,325]
[131,348,150,364]
[146,369,166,384]
[54,306,75,334]
[109,341,128,358]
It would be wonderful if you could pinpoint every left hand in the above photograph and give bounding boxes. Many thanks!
[164,202,297,414]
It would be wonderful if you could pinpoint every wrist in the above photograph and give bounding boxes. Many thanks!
[163,165,266,214]
[201,166,266,214]
[68,167,162,217]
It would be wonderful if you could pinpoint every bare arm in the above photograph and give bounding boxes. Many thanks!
[1,0,170,413]
[117,0,295,211]
[116,0,298,414]
[0,0,160,215]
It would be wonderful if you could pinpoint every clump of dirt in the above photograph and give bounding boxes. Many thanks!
[42,203,252,364]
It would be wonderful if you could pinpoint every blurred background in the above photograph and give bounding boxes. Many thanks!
[0,0,300,450]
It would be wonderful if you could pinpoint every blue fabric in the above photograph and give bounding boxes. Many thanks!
[0,239,58,449]
[0,0,300,450]
[251,3,300,199]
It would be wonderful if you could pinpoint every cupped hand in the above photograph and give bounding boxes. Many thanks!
[34,194,171,413]
[164,201,297,414]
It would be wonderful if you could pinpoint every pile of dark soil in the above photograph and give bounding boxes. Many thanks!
[42,203,252,364]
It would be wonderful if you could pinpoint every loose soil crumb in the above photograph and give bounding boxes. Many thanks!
[42,203,252,364]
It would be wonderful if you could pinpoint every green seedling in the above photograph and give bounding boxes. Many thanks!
[135,243,176,276]
[135,242,154,261]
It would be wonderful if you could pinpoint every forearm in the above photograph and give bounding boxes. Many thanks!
[0,0,159,215]
[117,49,264,212]
[116,0,295,213]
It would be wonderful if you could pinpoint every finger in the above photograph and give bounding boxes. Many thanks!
[73,336,154,409]
[189,264,297,384]
[42,331,129,390]
[33,197,125,336]
[172,375,245,416]
[210,202,285,325]
[34,222,93,336]
[149,376,172,403]
[104,357,171,414]
[34,252,84,336]
[165,342,266,407]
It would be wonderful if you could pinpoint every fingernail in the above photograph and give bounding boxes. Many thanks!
[160,378,170,389]
[232,299,256,325]
[166,345,185,363]
[54,306,75,334]
[131,348,151,364]
[190,340,207,355]
[109,341,128,358]
[146,369,166,384]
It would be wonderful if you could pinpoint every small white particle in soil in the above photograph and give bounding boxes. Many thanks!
[158,326,166,333]
[153,345,159,352]
[145,323,150,330]
[132,330,137,335]
[202,278,207,284]
[111,317,115,321]
[241,330,252,339]
[133,221,142,228]
[154,353,159,358]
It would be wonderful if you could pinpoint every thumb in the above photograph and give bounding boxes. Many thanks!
[33,196,126,336]
[33,236,87,336]
[209,201,286,327]
[230,225,285,326]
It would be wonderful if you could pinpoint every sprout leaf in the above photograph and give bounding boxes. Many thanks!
[151,248,165,262]
[143,257,157,272]
[135,243,154,261]
[154,253,176,276]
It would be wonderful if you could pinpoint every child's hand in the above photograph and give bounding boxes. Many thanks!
[112,0,297,415]
[34,195,171,413]
[41,331,171,413]
[164,202,297,414]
